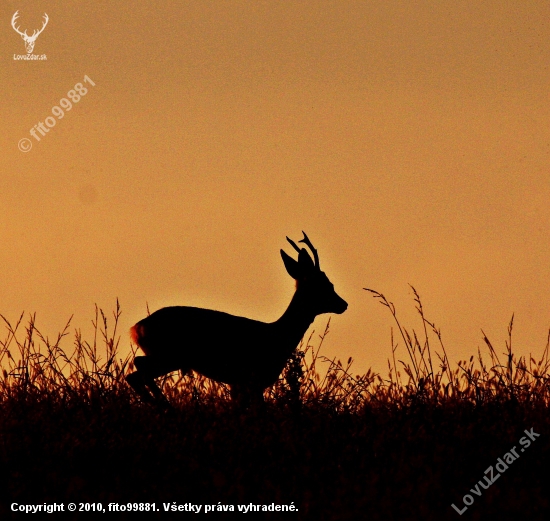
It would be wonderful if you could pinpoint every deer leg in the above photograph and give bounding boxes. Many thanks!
[251,388,266,410]
[125,371,154,403]
[230,383,265,410]
[127,356,179,405]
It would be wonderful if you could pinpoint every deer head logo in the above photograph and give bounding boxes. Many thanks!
[11,11,49,54]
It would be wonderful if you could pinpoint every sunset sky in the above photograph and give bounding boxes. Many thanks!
[1,1,549,375]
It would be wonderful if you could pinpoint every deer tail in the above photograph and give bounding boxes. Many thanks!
[130,323,152,356]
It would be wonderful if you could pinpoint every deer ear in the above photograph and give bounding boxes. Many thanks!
[281,250,302,280]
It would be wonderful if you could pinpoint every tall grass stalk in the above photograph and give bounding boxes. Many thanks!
[1,289,548,410]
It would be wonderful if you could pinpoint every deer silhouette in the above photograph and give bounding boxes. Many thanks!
[126,232,347,406]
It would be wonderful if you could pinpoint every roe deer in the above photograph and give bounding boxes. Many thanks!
[126,232,347,405]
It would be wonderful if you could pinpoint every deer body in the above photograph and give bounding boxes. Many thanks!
[126,233,347,405]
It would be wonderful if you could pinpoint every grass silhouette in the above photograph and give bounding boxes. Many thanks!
[0,290,548,519]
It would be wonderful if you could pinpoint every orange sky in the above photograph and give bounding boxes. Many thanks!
[1,1,549,375]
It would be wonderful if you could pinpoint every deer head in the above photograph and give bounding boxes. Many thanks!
[11,11,49,54]
[281,232,348,316]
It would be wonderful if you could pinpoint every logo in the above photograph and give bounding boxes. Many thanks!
[11,11,48,59]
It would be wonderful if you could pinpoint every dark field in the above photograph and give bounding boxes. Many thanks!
[1,291,549,520]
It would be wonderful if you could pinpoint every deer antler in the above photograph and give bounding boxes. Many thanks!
[285,232,320,268]
[299,231,320,268]
[11,11,48,42]
[11,11,26,37]
[32,13,49,38]
[286,236,301,254]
